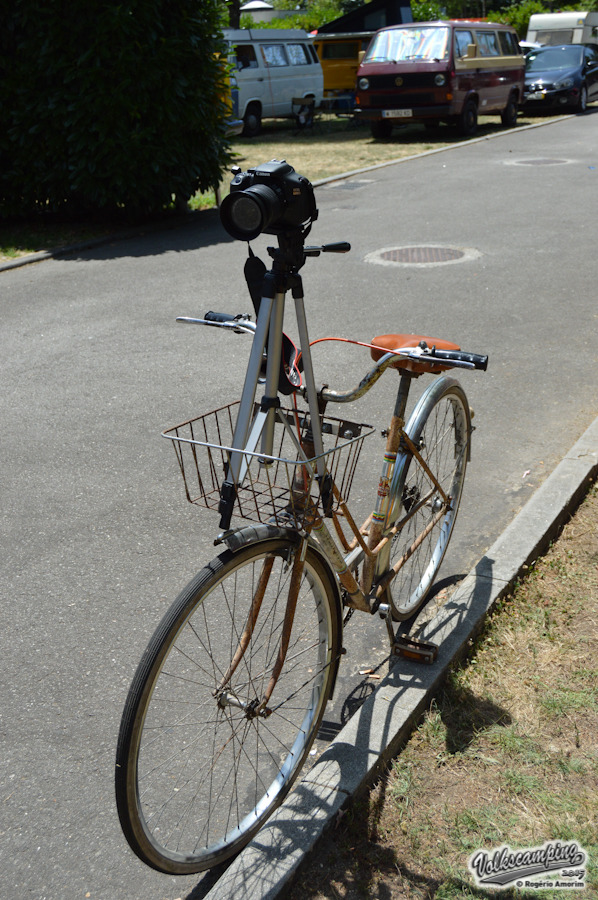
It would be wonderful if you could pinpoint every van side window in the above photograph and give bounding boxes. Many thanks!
[498,31,519,55]
[287,43,310,65]
[262,44,289,67]
[235,44,258,69]
[322,41,359,60]
[476,31,500,56]
[455,30,473,58]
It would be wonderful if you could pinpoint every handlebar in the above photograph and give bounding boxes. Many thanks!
[304,242,351,257]
[318,344,488,405]
[177,313,488,403]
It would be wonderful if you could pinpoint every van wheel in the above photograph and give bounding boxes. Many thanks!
[242,105,261,138]
[371,119,393,139]
[501,93,518,128]
[459,99,478,137]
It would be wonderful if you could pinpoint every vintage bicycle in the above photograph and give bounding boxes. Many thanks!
[115,160,488,875]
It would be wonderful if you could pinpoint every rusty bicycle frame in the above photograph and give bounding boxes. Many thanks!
[180,229,479,714]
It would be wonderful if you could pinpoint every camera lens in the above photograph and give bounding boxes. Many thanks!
[228,195,263,234]
[220,184,283,241]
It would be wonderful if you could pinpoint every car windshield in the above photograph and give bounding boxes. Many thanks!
[526,46,583,72]
[363,26,450,62]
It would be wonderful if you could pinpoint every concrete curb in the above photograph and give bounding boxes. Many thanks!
[202,414,598,900]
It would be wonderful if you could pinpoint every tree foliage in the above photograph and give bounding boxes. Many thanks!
[493,0,547,35]
[239,0,351,31]
[0,0,231,219]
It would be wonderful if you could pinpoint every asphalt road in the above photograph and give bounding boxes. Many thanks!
[2,112,597,900]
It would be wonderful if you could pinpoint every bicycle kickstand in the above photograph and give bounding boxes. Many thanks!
[377,603,439,664]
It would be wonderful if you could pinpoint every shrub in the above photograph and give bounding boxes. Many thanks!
[0,0,231,219]
[493,0,548,37]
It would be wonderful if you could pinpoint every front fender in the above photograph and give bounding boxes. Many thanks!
[220,523,344,700]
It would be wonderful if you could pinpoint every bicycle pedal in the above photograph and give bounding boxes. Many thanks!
[393,636,438,664]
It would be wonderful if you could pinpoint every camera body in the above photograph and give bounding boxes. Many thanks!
[220,159,318,242]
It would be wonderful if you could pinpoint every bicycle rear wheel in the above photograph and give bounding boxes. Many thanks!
[115,538,340,874]
[383,377,470,621]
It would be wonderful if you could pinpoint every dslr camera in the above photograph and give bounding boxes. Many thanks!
[220,160,318,242]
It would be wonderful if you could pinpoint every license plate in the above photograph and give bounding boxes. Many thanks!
[526,91,545,100]
[382,109,413,118]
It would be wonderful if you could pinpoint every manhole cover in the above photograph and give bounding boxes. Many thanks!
[381,246,464,264]
[365,245,481,268]
[510,158,569,166]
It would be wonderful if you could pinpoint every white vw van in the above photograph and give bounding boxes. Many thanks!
[223,29,324,135]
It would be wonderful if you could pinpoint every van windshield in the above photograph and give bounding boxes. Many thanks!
[363,26,450,63]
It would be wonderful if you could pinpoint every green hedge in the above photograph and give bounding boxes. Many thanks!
[0,0,231,219]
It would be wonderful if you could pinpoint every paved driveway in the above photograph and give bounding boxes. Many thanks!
[1,113,597,900]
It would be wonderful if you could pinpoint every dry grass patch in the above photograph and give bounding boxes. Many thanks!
[288,482,598,900]
[226,113,568,185]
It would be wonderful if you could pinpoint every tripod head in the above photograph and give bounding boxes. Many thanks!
[268,229,310,275]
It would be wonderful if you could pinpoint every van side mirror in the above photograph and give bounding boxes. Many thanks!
[466,43,478,58]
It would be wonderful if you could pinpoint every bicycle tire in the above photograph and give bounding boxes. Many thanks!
[382,377,470,621]
[115,538,339,874]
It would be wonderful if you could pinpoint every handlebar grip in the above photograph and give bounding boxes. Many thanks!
[204,311,236,323]
[433,349,489,371]
[322,242,351,253]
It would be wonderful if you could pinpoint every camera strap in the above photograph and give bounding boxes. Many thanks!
[244,248,302,396]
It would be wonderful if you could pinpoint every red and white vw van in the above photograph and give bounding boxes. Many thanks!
[355,20,524,138]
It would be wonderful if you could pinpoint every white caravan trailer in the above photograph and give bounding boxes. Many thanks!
[526,12,598,47]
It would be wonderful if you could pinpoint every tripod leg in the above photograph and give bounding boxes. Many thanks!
[294,290,325,467]
[260,290,286,460]
[219,284,289,530]
[219,297,273,530]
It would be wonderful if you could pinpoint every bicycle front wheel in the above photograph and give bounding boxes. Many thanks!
[115,538,339,874]
[383,378,470,621]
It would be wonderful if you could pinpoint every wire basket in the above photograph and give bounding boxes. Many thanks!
[163,402,374,528]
